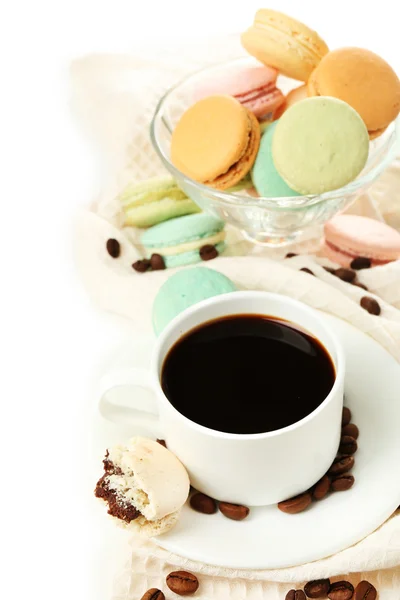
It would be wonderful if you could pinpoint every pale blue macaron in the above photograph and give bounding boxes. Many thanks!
[141,213,226,268]
[251,121,300,198]
[152,267,237,335]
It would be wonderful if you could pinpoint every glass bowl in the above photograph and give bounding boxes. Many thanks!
[150,57,399,247]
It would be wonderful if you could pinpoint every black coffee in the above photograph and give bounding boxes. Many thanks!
[161,314,335,434]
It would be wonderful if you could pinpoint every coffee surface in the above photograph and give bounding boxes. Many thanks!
[161,315,335,434]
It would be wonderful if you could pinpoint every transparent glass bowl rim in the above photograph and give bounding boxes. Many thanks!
[150,57,400,213]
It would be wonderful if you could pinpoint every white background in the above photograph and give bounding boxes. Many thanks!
[2,1,398,598]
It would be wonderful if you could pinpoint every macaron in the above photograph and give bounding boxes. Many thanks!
[120,176,201,228]
[308,47,400,138]
[322,214,400,267]
[171,95,261,190]
[275,84,308,119]
[251,122,300,198]
[194,65,285,121]
[141,213,226,269]
[241,9,329,82]
[152,267,237,335]
[272,97,369,195]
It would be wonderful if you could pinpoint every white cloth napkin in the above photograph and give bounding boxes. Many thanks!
[70,36,400,598]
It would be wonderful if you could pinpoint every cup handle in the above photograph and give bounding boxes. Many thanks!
[96,367,162,436]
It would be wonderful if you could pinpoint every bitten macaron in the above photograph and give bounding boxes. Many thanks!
[308,47,400,138]
[171,95,260,190]
[322,214,400,267]
[241,9,329,82]
[141,213,226,269]
[152,267,236,335]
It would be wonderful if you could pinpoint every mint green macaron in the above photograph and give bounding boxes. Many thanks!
[251,121,300,197]
[272,97,369,195]
[141,213,226,268]
[152,267,236,335]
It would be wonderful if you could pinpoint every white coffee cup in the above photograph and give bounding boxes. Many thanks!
[97,291,345,506]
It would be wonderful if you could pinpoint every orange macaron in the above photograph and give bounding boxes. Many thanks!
[308,47,400,138]
[171,95,261,190]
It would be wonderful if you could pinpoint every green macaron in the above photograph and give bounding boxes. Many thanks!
[152,267,236,335]
[141,213,226,268]
[272,97,370,195]
[251,121,300,197]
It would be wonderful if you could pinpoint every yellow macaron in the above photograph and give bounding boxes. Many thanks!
[241,9,329,82]
[171,95,261,190]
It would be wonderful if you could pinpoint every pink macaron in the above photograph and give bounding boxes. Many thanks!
[194,65,285,120]
[322,214,400,267]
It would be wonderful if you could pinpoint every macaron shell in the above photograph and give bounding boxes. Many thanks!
[324,214,400,261]
[307,47,400,134]
[164,242,226,269]
[193,65,278,100]
[141,213,225,249]
[272,97,369,195]
[171,95,250,183]
[242,86,285,119]
[321,240,389,267]
[124,197,201,228]
[241,9,329,81]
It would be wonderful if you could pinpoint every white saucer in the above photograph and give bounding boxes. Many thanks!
[93,313,400,569]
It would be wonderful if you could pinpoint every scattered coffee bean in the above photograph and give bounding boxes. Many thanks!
[328,456,355,476]
[328,580,354,600]
[323,266,336,274]
[190,492,217,514]
[106,238,120,258]
[350,257,371,270]
[342,423,359,439]
[331,474,355,492]
[140,589,165,600]
[278,492,312,514]
[335,268,356,283]
[132,259,151,273]
[341,407,352,427]
[304,578,331,598]
[353,282,368,291]
[219,502,250,521]
[156,439,167,448]
[150,253,165,270]
[300,267,315,275]
[285,252,297,258]
[354,580,377,600]
[166,571,199,596]
[339,435,358,456]
[286,591,306,600]
[200,244,218,261]
[360,296,381,316]
[312,475,331,500]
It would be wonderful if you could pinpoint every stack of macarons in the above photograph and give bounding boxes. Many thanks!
[170,9,400,199]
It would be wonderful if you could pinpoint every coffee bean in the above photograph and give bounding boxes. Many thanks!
[156,439,167,448]
[150,253,165,270]
[200,244,218,261]
[140,589,165,600]
[219,502,250,521]
[350,257,371,270]
[304,578,331,598]
[353,282,368,291]
[339,435,358,456]
[190,492,217,514]
[278,492,312,514]
[335,268,356,283]
[323,266,336,274]
[106,238,120,258]
[342,423,359,439]
[312,475,331,500]
[354,580,377,600]
[328,581,354,600]
[342,407,352,427]
[328,456,355,476]
[285,252,297,258]
[286,591,306,600]
[166,571,199,595]
[331,474,355,492]
[300,267,315,275]
[360,296,381,316]
[132,259,151,273]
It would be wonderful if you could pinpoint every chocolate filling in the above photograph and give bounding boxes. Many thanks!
[94,455,141,523]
